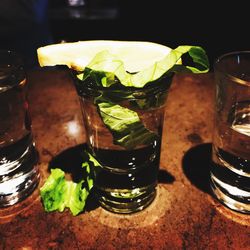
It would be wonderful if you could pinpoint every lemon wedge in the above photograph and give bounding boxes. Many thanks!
[37,40,172,72]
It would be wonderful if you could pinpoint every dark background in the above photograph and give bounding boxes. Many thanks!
[0,0,249,70]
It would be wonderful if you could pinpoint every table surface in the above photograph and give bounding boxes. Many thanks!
[0,69,249,250]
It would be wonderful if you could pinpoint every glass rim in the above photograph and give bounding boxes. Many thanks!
[0,49,23,60]
[0,49,24,69]
[214,50,250,87]
[71,69,174,94]
[0,50,25,93]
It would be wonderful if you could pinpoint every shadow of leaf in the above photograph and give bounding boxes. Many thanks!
[158,169,175,184]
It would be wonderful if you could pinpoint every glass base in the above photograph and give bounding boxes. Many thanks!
[210,175,250,214]
[0,165,40,207]
[94,186,157,214]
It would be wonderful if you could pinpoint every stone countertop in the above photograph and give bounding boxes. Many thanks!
[0,69,249,249]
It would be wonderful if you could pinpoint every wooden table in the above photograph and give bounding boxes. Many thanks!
[0,68,249,250]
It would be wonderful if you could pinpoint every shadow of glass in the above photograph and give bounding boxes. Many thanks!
[48,144,176,212]
[49,143,91,182]
[182,143,212,194]
[182,143,250,223]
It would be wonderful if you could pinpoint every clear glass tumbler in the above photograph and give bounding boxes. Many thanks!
[210,51,250,214]
[73,71,173,213]
[0,50,40,207]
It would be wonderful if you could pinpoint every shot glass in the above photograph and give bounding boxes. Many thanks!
[73,71,173,213]
[210,51,250,214]
[0,50,40,207]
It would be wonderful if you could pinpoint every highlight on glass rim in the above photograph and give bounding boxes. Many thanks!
[37,40,210,215]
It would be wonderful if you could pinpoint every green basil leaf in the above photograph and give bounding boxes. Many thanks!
[40,168,67,213]
[78,45,209,88]
[96,99,158,149]
[40,156,94,216]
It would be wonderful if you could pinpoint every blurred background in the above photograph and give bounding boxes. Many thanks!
[0,0,249,69]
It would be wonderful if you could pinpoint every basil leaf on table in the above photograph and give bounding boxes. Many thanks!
[40,154,94,216]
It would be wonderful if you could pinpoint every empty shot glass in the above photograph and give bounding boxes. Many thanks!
[0,50,40,207]
[210,51,250,214]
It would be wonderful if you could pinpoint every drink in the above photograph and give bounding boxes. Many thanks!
[210,51,250,214]
[91,140,161,213]
[75,73,168,213]
[210,101,250,213]
[0,50,40,207]
[36,40,209,214]
[0,133,39,206]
